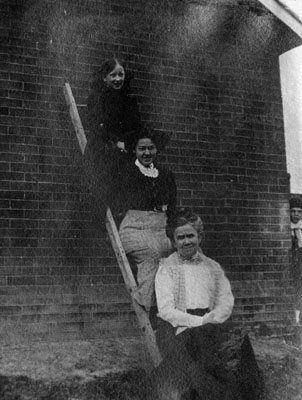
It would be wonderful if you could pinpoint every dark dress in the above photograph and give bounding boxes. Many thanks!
[151,318,264,400]
[83,79,142,220]
[86,80,142,157]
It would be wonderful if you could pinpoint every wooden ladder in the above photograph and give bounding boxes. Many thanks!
[63,82,162,367]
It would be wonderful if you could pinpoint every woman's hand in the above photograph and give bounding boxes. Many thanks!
[203,311,219,325]
[116,141,126,152]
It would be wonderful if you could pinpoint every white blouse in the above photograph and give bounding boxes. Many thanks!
[155,255,234,334]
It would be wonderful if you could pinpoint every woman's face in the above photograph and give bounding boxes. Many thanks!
[135,138,157,167]
[103,63,125,90]
[173,224,201,259]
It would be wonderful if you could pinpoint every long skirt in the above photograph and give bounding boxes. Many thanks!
[148,318,265,400]
[82,142,130,222]
[119,210,172,310]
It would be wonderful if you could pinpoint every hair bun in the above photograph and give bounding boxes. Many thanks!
[166,208,204,241]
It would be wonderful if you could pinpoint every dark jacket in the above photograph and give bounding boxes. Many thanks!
[86,81,142,153]
[109,160,177,223]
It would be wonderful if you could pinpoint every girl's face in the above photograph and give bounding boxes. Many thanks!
[135,138,157,167]
[291,207,302,224]
[103,63,125,90]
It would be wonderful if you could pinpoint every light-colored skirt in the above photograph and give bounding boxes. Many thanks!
[119,210,173,309]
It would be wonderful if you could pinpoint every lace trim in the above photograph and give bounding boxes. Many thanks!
[135,159,159,178]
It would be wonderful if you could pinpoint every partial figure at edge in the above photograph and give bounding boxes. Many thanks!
[290,197,302,324]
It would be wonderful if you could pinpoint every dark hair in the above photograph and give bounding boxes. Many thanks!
[129,127,170,153]
[99,58,125,80]
[290,197,302,210]
[90,58,131,92]
[166,208,204,241]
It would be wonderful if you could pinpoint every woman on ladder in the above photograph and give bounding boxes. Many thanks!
[112,128,177,324]
[84,57,142,219]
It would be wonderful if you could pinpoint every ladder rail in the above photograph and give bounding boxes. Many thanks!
[63,82,87,155]
[105,208,162,366]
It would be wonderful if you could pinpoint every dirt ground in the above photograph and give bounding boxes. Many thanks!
[0,334,302,399]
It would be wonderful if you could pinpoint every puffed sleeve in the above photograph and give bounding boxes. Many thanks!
[209,265,234,324]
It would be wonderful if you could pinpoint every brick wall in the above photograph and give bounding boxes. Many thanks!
[0,0,301,342]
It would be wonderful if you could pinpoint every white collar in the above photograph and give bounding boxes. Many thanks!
[291,220,302,229]
[135,159,159,178]
[177,249,204,265]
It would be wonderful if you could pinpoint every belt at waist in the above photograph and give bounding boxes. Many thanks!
[187,308,209,317]
[127,206,167,213]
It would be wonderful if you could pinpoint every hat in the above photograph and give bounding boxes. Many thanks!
[289,198,302,209]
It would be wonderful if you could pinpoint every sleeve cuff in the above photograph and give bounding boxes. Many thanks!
[188,315,204,327]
